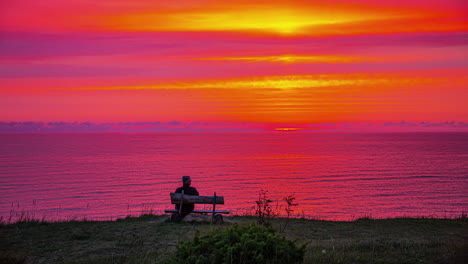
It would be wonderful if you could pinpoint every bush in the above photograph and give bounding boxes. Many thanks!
[169,224,305,264]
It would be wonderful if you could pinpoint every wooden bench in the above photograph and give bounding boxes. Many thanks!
[164,192,230,224]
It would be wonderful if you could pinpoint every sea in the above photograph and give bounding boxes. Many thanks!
[1,132,467,222]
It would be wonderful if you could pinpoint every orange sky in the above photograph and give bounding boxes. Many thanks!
[0,0,467,129]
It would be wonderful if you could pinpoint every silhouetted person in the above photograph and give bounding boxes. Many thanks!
[175,176,199,218]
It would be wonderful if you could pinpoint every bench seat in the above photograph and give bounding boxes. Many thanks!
[164,209,230,214]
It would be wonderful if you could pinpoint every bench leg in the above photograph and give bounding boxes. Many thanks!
[213,213,224,225]
[171,212,182,223]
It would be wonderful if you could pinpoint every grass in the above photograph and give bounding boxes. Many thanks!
[1,214,467,264]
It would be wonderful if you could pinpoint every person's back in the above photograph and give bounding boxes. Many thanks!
[175,176,199,217]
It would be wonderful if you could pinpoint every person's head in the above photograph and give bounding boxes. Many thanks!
[182,175,191,186]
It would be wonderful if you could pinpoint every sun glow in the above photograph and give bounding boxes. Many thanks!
[274,128,302,131]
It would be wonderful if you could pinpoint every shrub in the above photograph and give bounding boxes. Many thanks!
[255,190,277,226]
[169,224,305,264]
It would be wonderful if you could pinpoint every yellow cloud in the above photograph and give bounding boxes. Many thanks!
[79,74,437,91]
[94,2,413,35]
[195,54,376,64]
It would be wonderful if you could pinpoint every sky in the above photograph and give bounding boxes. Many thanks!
[1,0,467,131]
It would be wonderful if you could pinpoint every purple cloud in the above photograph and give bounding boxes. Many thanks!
[1,121,468,133]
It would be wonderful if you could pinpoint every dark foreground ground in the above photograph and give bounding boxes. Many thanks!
[1,215,467,264]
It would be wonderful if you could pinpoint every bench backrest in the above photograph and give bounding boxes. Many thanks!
[170,193,224,205]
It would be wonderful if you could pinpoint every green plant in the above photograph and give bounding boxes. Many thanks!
[169,224,305,264]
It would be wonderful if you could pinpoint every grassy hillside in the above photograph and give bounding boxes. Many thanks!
[1,215,467,264]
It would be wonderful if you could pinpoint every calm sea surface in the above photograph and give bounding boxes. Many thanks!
[1,132,467,221]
